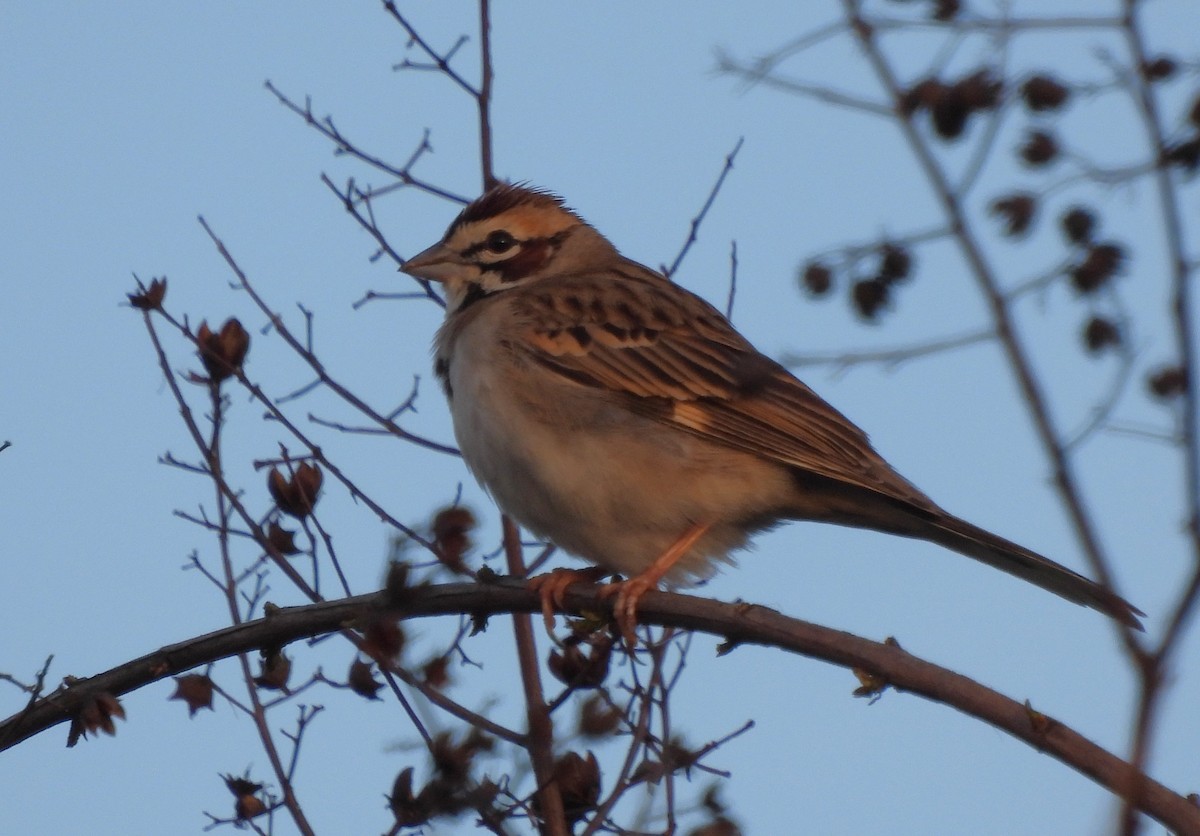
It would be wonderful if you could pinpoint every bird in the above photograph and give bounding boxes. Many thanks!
[402,183,1141,641]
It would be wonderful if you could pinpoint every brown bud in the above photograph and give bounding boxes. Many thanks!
[348,658,383,700]
[127,277,167,311]
[800,261,833,297]
[1060,206,1096,245]
[267,462,322,518]
[1069,242,1125,294]
[989,193,1037,237]
[196,318,250,383]
[1020,130,1059,166]
[851,278,889,320]
[1142,56,1177,81]
[1082,317,1121,355]
[1021,74,1070,112]
[170,673,215,717]
[1147,365,1188,400]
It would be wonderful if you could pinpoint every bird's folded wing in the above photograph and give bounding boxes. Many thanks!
[514,274,924,503]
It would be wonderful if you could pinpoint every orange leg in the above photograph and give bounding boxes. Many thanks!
[527,566,609,634]
[600,521,711,646]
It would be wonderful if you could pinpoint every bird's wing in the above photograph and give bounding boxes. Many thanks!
[512,270,930,506]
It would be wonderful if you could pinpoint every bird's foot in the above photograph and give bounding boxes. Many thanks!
[598,575,658,647]
[527,567,609,634]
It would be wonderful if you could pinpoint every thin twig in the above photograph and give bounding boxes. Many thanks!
[665,138,745,278]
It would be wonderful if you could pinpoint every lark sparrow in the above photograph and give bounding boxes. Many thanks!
[403,184,1141,639]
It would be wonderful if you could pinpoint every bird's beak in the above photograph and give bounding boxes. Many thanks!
[401,242,468,283]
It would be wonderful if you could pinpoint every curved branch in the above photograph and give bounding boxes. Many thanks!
[2,581,1195,833]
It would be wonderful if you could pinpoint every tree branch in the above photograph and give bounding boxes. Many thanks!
[3,580,1195,833]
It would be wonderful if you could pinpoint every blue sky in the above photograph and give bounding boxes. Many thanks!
[3,3,1198,834]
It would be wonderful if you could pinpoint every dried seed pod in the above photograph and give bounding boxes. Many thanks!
[989,193,1037,237]
[127,277,167,311]
[196,318,250,383]
[800,261,833,297]
[1019,130,1059,166]
[1082,317,1121,355]
[878,242,913,284]
[1021,74,1070,112]
[1060,206,1097,245]
[851,278,889,320]
[1147,365,1187,400]
[1069,242,1125,294]
[267,462,323,518]
[348,658,383,700]
[170,673,215,716]
[1142,56,1177,81]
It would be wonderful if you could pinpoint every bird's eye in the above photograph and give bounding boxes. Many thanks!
[485,230,517,254]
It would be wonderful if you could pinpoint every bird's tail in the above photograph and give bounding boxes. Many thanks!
[924,513,1143,630]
